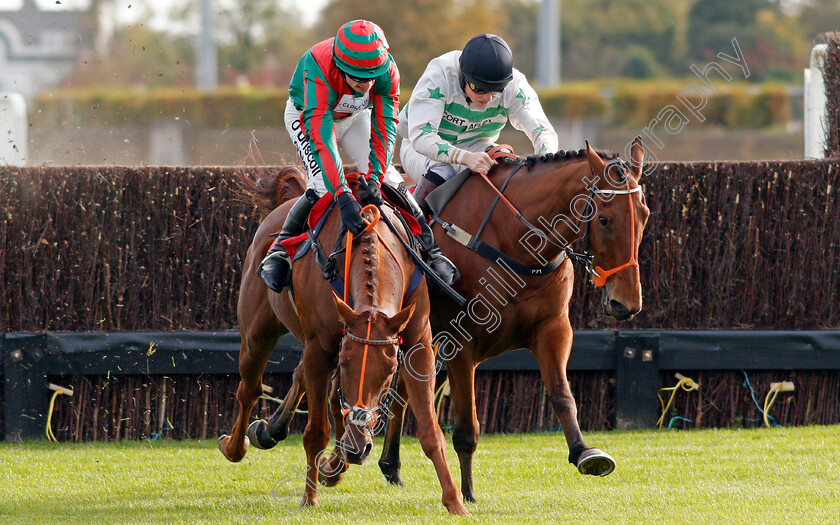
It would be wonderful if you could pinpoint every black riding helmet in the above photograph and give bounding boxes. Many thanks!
[459,34,513,93]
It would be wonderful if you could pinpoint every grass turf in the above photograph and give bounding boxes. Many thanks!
[1,426,839,524]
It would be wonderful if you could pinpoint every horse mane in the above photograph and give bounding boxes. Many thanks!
[520,148,619,169]
[235,164,306,219]
[358,228,379,305]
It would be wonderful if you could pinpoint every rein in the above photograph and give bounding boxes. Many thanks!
[433,149,569,277]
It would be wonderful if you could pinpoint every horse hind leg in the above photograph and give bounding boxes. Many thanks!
[447,360,480,503]
[247,360,307,449]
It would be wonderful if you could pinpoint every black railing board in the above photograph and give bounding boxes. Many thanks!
[615,333,661,429]
[656,331,840,370]
[3,334,50,442]
[475,331,616,371]
[3,330,840,441]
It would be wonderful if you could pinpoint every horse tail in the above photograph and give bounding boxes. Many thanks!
[235,165,306,219]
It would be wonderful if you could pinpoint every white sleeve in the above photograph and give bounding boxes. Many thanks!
[507,72,558,155]
[405,70,465,165]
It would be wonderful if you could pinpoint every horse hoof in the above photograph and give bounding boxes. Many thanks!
[378,460,404,486]
[446,502,471,516]
[320,471,346,488]
[577,448,616,477]
[384,472,404,486]
[217,434,250,462]
[247,420,278,450]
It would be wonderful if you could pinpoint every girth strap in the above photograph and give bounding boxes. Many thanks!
[434,217,568,276]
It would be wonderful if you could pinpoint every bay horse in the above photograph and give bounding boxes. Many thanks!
[218,168,468,515]
[253,138,650,502]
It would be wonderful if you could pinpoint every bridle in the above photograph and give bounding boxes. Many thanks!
[573,157,642,287]
[337,306,404,427]
[336,205,408,429]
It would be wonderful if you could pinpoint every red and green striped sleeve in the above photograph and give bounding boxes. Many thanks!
[367,59,400,185]
[298,54,350,197]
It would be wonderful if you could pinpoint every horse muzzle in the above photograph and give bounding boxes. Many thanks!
[602,288,640,321]
[339,432,373,465]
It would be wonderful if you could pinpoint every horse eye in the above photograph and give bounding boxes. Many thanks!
[599,216,610,228]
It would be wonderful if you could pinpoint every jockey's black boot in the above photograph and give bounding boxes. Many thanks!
[399,183,459,286]
[411,172,445,218]
[258,193,316,293]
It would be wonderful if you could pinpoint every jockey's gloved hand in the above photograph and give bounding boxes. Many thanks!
[336,192,366,235]
[358,176,384,206]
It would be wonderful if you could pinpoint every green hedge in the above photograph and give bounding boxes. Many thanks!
[33,81,796,130]
[33,87,290,129]
[611,84,791,128]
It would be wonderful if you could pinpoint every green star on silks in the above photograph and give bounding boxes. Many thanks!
[516,88,528,103]
[436,142,451,156]
[539,144,548,153]
[427,86,444,100]
[420,122,436,135]
[533,123,547,132]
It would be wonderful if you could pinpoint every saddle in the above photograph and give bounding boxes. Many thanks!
[424,167,474,218]
[282,187,425,308]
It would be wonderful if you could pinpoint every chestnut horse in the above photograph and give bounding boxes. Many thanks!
[218,169,468,514]
[254,139,650,502]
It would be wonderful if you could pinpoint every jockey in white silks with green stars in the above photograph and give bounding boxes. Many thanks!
[398,34,559,212]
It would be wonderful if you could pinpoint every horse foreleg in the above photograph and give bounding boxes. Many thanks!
[300,342,334,508]
[447,356,480,503]
[378,374,409,486]
[403,341,469,516]
[247,360,307,449]
[317,375,348,488]
[219,339,272,462]
[533,318,615,477]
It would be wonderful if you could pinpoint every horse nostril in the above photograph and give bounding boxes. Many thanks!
[609,300,630,316]
[362,442,372,458]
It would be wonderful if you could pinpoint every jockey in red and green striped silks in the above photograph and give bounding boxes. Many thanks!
[286,19,402,201]
[260,20,459,293]
[260,19,440,294]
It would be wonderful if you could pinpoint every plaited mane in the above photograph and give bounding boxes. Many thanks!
[519,148,619,169]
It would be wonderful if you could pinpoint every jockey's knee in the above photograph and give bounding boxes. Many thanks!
[425,163,456,185]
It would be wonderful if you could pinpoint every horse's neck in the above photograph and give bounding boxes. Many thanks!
[348,222,408,317]
[469,159,590,260]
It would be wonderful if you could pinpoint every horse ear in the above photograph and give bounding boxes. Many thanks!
[585,140,606,176]
[629,136,645,182]
[387,301,416,334]
[332,291,359,326]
